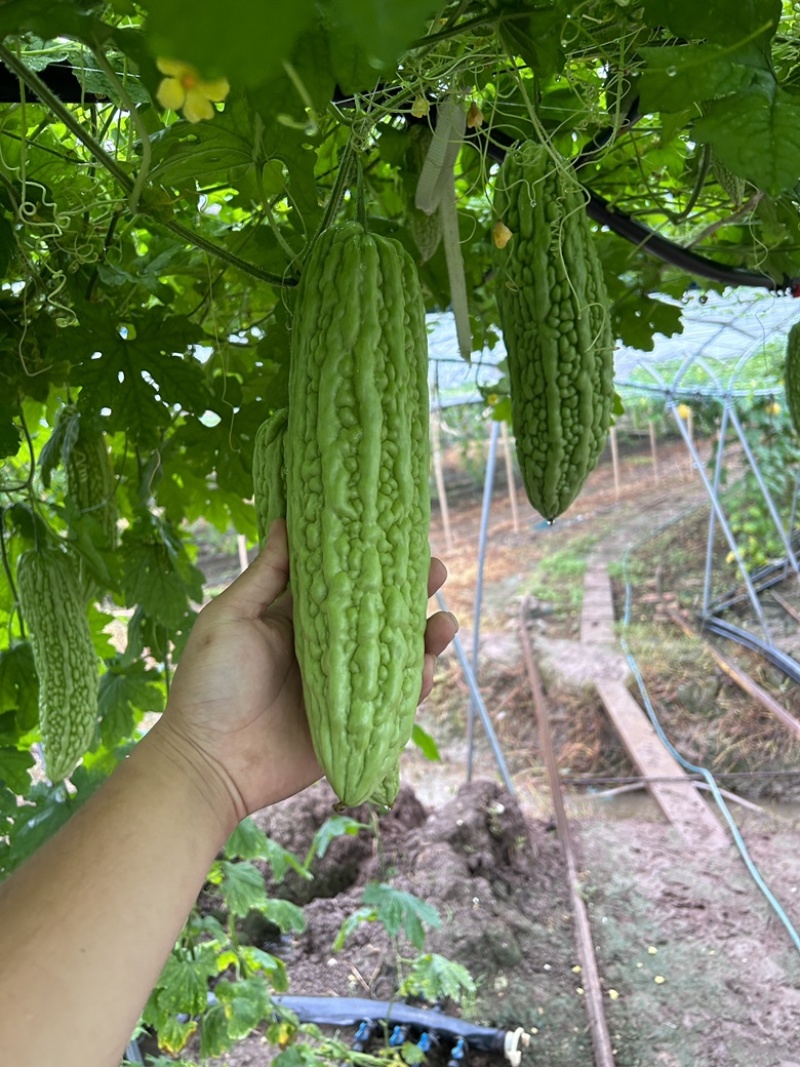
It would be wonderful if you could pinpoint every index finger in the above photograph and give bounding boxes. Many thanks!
[428,556,447,598]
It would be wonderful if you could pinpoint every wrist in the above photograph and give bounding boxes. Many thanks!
[137,719,243,842]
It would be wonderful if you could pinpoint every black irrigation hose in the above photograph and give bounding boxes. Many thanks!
[271,995,529,1061]
[701,614,800,686]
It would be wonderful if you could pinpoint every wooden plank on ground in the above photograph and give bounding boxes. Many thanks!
[581,562,617,645]
[595,679,729,851]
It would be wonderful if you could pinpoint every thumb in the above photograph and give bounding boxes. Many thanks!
[214,519,290,620]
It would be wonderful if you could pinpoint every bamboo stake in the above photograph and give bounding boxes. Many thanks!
[500,421,520,532]
[649,420,659,484]
[430,408,453,551]
[610,425,621,501]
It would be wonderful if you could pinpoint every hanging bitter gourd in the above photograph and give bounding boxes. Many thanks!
[285,221,431,808]
[66,414,118,552]
[492,142,615,521]
[252,407,288,545]
[16,546,99,782]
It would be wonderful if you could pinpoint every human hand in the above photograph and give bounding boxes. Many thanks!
[154,520,457,829]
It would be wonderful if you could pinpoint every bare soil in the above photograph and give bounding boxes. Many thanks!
[191,432,800,1067]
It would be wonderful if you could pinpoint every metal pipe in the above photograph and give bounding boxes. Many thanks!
[437,590,516,796]
[703,403,730,615]
[467,418,500,781]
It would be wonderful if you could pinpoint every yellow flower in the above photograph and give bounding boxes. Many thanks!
[156,58,230,123]
[493,220,513,249]
[676,402,691,420]
[766,400,781,416]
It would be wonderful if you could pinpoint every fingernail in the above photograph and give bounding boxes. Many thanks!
[447,611,459,632]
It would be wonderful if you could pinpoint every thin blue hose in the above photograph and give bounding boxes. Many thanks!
[619,542,800,955]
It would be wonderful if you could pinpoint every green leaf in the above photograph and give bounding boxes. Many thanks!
[119,519,204,630]
[0,642,39,731]
[639,43,764,115]
[411,723,441,762]
[497,3,566,78]
[199,1002,232,1060]
[0,0,105,39]
[643,0,780,48]
[308,813,366,863]
[692,85,800,196]
[211,860,268,918]
[332,904,376,952]
[398,953,476,1006]
[215,977,273,1040]
[239,946,288,991]
[259,897,306,934]
[150,120,253,189]
[144,0,316,87]
[0,747,34,794]
[361,882,440,950]
[0,412,20,459]
[224,816,272,860]
[325,0,437,78]
[155,952,216,1015]
[98,660,165,747]
[153,1014,197,1056]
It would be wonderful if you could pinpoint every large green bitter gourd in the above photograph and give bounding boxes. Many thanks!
[16,546,99,781]
[492,142,615,521]
[286,221,431,808]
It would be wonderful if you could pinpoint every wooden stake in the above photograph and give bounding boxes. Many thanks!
[431,408,453,551]
[519,599,617,1067]
[500,421,520,532]
[610,425,621,501]
[649,420,659,484]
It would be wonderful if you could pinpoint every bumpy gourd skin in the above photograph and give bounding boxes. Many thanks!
[253,407,288,546]
[67,422,117,551]
[492,142,615,521]
[286,222,431,808]
[786,322,800,436]
[16,547,99,782]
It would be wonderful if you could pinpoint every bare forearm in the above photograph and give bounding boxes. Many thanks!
[0,724,237,1067]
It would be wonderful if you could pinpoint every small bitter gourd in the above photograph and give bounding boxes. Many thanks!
[67,417,117,551]
[286,221,431,808]
[786,322,800,436]
[252,407,288,546]
[492,142,615,521]
[16,546,99,781]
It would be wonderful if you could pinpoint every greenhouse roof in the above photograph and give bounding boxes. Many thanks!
[429,289,800,408]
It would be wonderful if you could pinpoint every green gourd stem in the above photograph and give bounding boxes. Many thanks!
[310,137,357,250]
[355,154,368,229]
